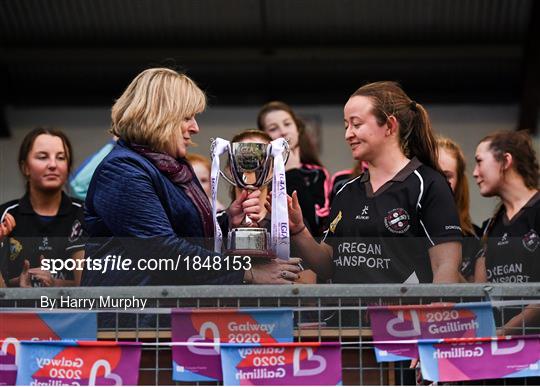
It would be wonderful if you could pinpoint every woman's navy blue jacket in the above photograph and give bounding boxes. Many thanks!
[81,141,243,286]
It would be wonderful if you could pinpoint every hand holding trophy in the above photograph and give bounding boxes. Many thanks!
[210,137,290,260]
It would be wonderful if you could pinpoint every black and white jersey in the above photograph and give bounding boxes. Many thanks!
[0,192,86,286]
[323,157,462,284]
[484,191,540,283]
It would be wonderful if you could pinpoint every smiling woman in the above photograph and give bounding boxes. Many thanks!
[0,127,86,288]
[286,81,463,285]
[257,101,331,237]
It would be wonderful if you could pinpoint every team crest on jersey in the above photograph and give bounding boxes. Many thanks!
[329,211,342,233]
[9,238,22,261]
[68,219,83,242]
[522,229,539,252]
[384,208,411,234]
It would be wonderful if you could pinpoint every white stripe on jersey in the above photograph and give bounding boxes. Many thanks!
[1,203,19,223]
[321,229,329,243]
[335,174,363,198]
[71,202,82,208]
[66,244,85,251]
[413,170,424,209]
[420,219,435,246]
[414,170,435,246]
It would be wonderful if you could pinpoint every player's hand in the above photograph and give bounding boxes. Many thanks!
[0,213,16,241]
[265,190,305,234]
[28,267,54,287]
[287,191,305,234]
[229,190,263,227]
[19,260,31,288]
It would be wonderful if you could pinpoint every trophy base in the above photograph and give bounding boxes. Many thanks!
[224,249,275,260]
[226,227,273,260]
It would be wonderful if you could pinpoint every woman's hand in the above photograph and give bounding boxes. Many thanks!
[287,191,305,234]
[246,257,302,284]
[0,213,16,241]
[228,190,264,228]
[265,190,305,234]
[19,260,31,288]
[28,267,54,287]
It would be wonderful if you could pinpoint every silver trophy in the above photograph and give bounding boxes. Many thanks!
[213,140,289,258]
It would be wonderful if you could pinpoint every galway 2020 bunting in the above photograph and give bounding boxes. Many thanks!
[418,336,540,382]
[0,312,96,386]
[220,342,342,386]
[172,308,294,382]
[368,302,496,362]
[16,340,141,386]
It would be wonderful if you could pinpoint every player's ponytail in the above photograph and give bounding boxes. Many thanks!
[351,81,441,174]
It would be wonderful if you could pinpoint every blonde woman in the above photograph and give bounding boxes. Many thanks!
[81,68,300,288]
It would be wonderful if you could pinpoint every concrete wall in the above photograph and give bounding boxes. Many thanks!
[1,105,538,225]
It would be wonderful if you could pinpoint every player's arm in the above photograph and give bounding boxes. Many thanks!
[287,192,334,279]
[429,241,462,283]
[498,304,540,336]
[473,255,487,282]
[291,226,334,279]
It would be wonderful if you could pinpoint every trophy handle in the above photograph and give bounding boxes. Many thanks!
[218,169,239,187]
[210,138,240,187]
[262,141,290,186]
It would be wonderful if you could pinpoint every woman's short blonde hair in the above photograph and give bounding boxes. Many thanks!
[111,68,206,154]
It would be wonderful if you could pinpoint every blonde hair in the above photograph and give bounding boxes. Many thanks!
[111,68,206,154]
[186,153,211,171]
[437,136,474,236]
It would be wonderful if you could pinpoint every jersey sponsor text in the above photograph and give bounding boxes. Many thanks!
[337,242,381,255]
[334,255,391,269]
[487,263,530,282]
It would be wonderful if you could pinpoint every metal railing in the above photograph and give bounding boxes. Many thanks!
[2,284,540,385]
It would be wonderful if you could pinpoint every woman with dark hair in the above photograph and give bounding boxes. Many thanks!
[437,136,481,281]
[473,130,540,333]
[281,81,462,284]
[0,127,85,287]
[257,102,330,237]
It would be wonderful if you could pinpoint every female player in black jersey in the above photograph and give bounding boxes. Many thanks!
[473,130,540,334]
[0,128,86,287]
[284,81,462,284]
[437,136,481,281]
[257,101,331,237]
